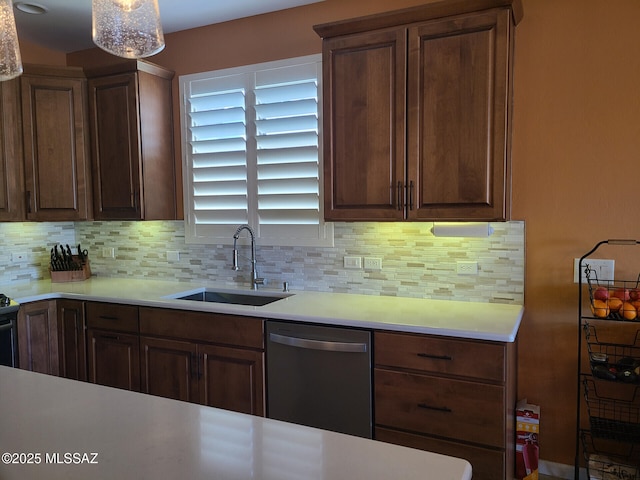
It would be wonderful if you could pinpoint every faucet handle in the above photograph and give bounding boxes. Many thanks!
[283,281,289,292]
[254,277,267,287]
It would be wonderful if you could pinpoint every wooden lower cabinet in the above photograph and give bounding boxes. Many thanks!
[140,337,264,415]
[86,302,141,391]
[57,299,86,381]
[373,331,516,480]
[199,344,264,416]
[375,427,505,480]
[140,336,198,402]
[87,329,140,391]
[139,307,265,416]
[17,300,59,375]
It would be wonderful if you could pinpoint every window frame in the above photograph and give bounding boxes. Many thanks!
[179,54,333,247]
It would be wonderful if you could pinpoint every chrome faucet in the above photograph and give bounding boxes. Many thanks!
[232,224,265,290]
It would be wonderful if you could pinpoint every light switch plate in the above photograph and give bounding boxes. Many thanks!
[167,251,180,262]
[344,256,362,269]
[457,261,478,275]
[364,257,382,270]
[574,258,615,283]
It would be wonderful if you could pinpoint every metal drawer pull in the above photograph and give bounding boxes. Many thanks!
[417,403,452,413]
[417,353,452,361]
[269,332,367,353]
[99,315,119,320]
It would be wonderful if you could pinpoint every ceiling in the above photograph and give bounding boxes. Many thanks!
[13,0,322,53]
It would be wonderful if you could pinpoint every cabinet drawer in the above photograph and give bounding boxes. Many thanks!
[375,427,504,480]
[86,302,139,333]
[139,307,264,350]
[374,331,505,382]
[375,368,505,448]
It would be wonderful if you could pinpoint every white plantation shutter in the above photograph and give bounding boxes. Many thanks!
[181,55,333,246]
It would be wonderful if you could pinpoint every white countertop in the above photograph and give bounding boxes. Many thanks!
[0,366,472,480]
[4,277,523,342]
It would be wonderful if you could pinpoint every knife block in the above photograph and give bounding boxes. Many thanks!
[50,256,91,283]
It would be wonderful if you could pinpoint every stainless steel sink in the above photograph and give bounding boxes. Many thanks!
[167,288,292,307]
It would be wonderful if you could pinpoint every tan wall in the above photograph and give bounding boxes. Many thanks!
[19,38,67,65]
[24,0,640,467]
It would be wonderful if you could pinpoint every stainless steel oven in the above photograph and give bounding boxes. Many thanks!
[0,294,19,368]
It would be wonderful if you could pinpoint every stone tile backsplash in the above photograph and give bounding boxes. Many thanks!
[0,221,524,304]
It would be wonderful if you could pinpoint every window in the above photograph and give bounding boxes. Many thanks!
[180,54,333,247]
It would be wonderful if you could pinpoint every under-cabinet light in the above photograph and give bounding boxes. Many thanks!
[431,222,494,238]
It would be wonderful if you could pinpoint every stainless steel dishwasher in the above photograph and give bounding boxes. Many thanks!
[266,320,372,438]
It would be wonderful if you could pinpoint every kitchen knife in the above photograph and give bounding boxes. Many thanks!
[50,248,58,271]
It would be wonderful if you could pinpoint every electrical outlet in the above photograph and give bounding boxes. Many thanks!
[167,251,180,262]
[574,258,615,283]
[457,261,478,275]
[343,256,362,269]
[364,257,382,270]
[102,247,115,259]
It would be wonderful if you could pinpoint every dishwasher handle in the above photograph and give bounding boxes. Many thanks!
[269,332,368,353]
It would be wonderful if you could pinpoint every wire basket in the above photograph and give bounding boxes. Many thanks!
[585,269,640,322]
[581,430,640,480]
[585,324,640,384]
[583,378,640,443]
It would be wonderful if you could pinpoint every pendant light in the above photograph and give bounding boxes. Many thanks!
[0,0,23,81]
[92,0,165,59]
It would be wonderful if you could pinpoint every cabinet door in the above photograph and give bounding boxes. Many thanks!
[376,427,505,480]
[87,329,140,391]
[0,78,25,221]
[57,299,86,381]
[21,73,91,221]
[199,344,264,416]
[322,29,407,220]
[140,336,198,402]
[17,300,58,375]
[88,72,142,220]
[407,10,512,221]
[375,368,505,448]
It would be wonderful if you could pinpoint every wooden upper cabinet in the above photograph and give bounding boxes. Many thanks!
[407,9,513,221]
[20,65,92,221]
[322,29,407,220]
[0,78,25,221]
[87,60,176,220]
[315,0,522,222]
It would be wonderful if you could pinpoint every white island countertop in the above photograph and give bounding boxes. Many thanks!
[0,366,472,480]
[4,277,523,342]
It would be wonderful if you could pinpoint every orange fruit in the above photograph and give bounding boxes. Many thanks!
[591,300,610,318]
[608,297,623,313]
[621,302,638,321]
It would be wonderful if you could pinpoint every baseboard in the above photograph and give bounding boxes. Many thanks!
[539,459,586,479]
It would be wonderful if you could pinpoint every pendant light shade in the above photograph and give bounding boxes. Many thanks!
[92,0,165,59]
[0,0,23,81]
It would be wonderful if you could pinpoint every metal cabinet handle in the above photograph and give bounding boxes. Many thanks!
[99,315,119,320]
[417,353,452,361]
[269,332,367,353]
[408,180,414,210]
[397,181,403,211]
[26,191,32,214]
[418,403,452,413]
